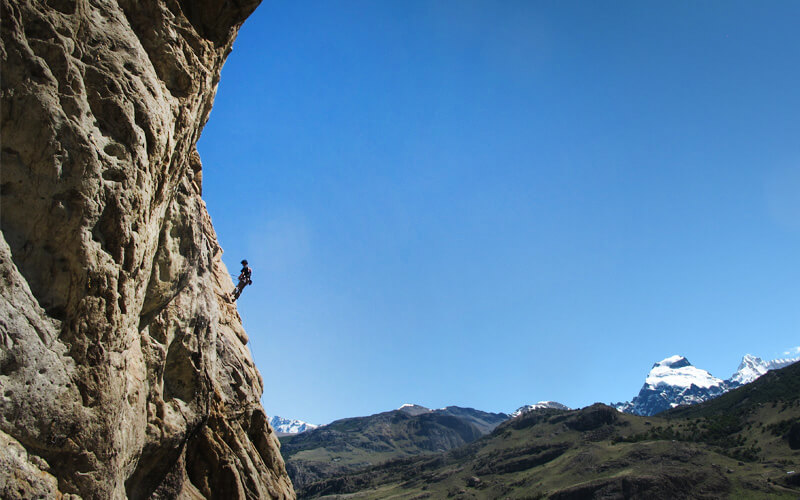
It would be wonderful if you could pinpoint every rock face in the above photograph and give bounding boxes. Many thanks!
[0,1,294,498]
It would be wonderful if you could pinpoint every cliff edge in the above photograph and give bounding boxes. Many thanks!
[0,0,294,498]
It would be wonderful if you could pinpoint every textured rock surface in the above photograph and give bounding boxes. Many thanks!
[0,0,294,498]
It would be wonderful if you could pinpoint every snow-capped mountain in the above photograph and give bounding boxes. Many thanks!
[614,356,726,416]
[615,354,800,416]
[269,415,319,435]
[511,401,570,418]
[729,354,800,386]
[644,355,724,390]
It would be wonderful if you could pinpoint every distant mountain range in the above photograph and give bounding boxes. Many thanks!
[729,353,799,386]
[614,354,799,416]
[272,353,799,437]
[275,352,799,497]
[279,405,507,489]
[297,361,800,499]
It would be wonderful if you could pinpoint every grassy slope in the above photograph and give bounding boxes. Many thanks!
[298,364,800,499]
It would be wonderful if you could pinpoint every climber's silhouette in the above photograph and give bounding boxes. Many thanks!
[232,259,252,301]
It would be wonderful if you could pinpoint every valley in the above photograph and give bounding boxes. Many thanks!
[282,360,800,499]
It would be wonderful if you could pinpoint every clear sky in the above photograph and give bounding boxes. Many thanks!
[197,1,800,425]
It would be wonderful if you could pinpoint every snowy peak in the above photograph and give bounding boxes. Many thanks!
[730,354,768,386]
[397,404,433,416]
[617,353,800,416]
[269,416,319,435]
[645,355,723,390]
[512,401,570,418]
[730,354,800,386]
[616,354,726,416]
[654,355,692,369]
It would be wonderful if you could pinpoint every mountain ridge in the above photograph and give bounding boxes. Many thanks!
[280,405,507,490]
[511,401,571,418]
[297,361,800,499]
[615,353,799,416]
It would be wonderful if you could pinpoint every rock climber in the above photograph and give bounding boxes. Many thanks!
[232,259,252,301]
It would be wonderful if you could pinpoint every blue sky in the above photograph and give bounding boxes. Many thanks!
[197,1,800,425]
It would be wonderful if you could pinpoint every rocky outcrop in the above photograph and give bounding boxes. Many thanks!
[0,0,294,498]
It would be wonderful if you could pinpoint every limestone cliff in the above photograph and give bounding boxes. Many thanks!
[0,1,294,498]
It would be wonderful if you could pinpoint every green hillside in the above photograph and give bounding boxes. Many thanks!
[281,407,507,490]
[297,364,800,499]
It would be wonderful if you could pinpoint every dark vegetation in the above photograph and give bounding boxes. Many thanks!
[611,415,762,462]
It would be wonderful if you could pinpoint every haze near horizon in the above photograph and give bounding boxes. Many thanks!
[197,0,800,425]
